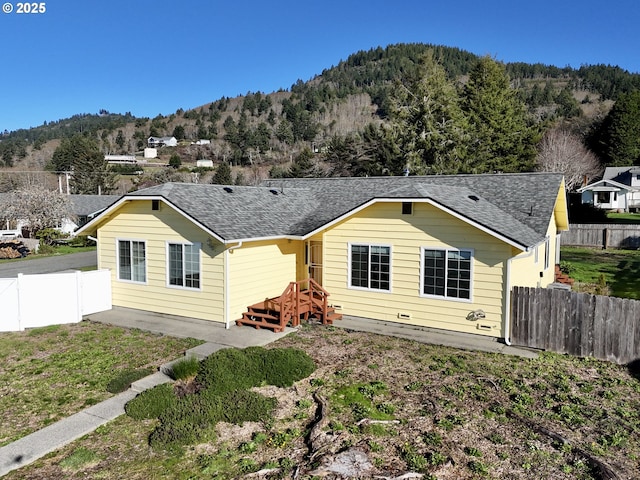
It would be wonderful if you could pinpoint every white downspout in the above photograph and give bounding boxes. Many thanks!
[504,257,513,346]
[224,241,243,329]
[504,246,537,346]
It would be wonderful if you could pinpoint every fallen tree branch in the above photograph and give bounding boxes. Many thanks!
[307,392,339,462]
[356,419,401,426]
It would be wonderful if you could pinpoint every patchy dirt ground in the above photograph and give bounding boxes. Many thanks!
[5,323,640,479]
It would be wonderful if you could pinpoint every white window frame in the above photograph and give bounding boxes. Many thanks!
[420,247,473,302]
[166,241,202,290]
[544,236,551,271]
[116,238,147,284]
[348,243,392,293]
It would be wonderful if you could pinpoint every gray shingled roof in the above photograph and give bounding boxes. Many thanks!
[69,195,121,217]
[122,173,564,249]
[262,173,565,248]
[127,183,322,240]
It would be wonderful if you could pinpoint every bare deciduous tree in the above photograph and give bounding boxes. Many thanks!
[536,128,602,190]
[0,186,75,234]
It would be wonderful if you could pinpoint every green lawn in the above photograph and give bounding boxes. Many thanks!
[560,246,640,299]
[0,322,202,446]
[5,325,640,479]
[606,212,640,224]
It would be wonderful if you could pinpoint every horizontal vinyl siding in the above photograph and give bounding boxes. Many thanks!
[97,201,225,322]
[228,239,299,321]
[324,202,512,337]
[510,214,559,288]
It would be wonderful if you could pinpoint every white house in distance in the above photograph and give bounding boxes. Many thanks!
[147,136,178,148]
[578,166,640,212]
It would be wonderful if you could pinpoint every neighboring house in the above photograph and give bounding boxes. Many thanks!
[196,159,214,168]
[105,154,137,163]
[193,139,211,145]
[0,193,120,236]
[63,194,121,233]
[147,136,178,148]
[578,166,640,212]
[75,173,568,341]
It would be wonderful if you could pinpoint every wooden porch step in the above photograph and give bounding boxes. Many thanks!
[236,312,285,332]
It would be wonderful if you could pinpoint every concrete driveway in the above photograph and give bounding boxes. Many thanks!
[0,250,97,277]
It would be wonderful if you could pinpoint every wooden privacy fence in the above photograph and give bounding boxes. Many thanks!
[561,224,640,249]
[511,286,640,365]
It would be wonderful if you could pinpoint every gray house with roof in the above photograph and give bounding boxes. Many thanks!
[76,173,568,342]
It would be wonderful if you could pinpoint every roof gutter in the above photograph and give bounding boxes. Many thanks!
[224,241,243,329]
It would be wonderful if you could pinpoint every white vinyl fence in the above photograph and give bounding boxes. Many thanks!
[0,269,112,332]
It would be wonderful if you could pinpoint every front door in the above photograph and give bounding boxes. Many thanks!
[309,241,323,285]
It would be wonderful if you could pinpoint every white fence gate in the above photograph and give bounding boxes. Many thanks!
[0,270,112,332]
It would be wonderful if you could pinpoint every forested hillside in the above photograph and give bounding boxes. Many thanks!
[1,43,639,193]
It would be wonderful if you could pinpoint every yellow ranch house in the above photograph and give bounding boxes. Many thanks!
[76,173,568,342]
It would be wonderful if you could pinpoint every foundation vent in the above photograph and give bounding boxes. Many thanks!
[476,324,493,331]
[397,312,412,320]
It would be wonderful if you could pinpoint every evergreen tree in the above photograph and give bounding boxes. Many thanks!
[598,90,640,165]
[389,53,469,174]
[53,135,116,194]
[286,148,318,178]
[172,125,186,141]
[211,161,232,185]
[169,154,181,169]
[115,130,125,150]
[462,56,539,173]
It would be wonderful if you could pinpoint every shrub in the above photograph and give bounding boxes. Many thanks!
[197,348,264,392]
[106,368,153,393]
[131,346,313,451]
[149,394,222,450]
[125,383,176,420]
[219,389,276,425]
[197,347,315,391]
[169,357,200,380]
[262,347,316,387]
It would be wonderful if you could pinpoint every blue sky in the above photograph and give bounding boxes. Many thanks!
[1,0,638,132]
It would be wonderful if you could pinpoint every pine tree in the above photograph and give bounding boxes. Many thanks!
[462,56,539,173]
[211,161,232,185]
[388,52,469,174]
[599,90,640,165]
[51,135,115,194]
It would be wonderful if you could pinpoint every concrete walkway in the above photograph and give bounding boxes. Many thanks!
[0,307,537,477]
[0,307,294,477]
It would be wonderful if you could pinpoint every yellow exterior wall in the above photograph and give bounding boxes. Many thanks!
[322,202,514,337]
[510,212,559,288]
[96,200,226,322]
[227,239,300,321]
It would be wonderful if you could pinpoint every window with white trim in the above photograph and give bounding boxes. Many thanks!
[168,242,201,289]
[544,236,550,270]
[422,248,472,300]
[350,244,390,291]
[118,239,146,283]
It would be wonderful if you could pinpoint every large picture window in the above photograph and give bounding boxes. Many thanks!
[118,240,146,283]
[350,244,390,291]
[168,242,201,289]
[422,248,472,300]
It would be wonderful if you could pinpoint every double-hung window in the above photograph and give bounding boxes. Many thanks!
[350,244,391,291]
[118,239,146,283]
[168,242,201,289]
[422,248,472,300]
